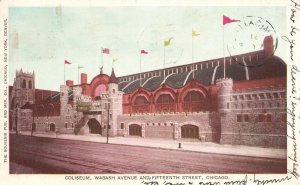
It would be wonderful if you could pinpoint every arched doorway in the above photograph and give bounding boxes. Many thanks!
[87,119,102,134]
[181,124,199,139]
[129,124,142,136]
[49,123,55,132]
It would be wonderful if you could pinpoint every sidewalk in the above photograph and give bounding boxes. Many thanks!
[13,131,286,159]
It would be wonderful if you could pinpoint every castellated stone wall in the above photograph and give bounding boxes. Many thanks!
[220,87,287,148]
[220,113,286,148]
[34,116,60,132]
[117,112,221,142]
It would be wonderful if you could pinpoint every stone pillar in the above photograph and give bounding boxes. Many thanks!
[141,123,145,138]
[174,123,179,140]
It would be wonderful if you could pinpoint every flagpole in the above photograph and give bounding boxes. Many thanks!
[64,62,65,85]
[101,47,103,74]
[223,25,225,79]
[192,32,195,79]
[140,52,142,87]
[163,46,166,79]
[78,66,79,85]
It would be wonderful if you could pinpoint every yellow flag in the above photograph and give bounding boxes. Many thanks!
[192,29,200,37]
[164,38,172,46]
[78,65,84,69]
[112,57,118,63]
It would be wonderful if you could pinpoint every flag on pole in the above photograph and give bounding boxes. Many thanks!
[78,65,84,69]
[112,57,118,63]
[141,50,148,54]
[223,15,240,25]
[192,29,200,37]
[64,60,71,64]
[102,48,110,54]
[164,38,172,46]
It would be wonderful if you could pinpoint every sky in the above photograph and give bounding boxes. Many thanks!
[9,6,287,91]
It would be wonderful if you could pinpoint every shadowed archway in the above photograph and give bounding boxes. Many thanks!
[87,118,102,134]
[181,124,199,139]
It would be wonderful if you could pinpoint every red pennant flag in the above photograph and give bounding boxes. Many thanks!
[102,48,110,54]
[64,60,71,64]
[141,49,148,54]
[223,15,240,25]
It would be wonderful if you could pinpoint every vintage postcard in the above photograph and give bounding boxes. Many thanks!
[0,0,299,185]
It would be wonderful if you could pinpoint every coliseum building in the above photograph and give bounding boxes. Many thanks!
[9,36,287,148]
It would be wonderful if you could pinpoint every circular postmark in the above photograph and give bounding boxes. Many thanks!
[226,16,278,68]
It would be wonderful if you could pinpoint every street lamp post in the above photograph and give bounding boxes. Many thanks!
[15,109,18,135]
[106,102,110,144]
[31,109,34,136]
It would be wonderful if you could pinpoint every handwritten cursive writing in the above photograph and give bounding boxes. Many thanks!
[281,35,296,61]
[253,174,292,185]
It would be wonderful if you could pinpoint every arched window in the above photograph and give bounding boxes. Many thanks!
[184,91,204,102]
[157,94,174,104]
[134,96,149,105]
[183,91,206,112]
[94,84,107,97]
[28,80,32,89]
[132,95,150,113]
[22,79,26,88]
[155,94,176,113]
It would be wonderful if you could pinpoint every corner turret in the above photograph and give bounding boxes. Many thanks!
[216,78,233,114]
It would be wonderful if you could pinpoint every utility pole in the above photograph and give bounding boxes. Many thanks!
[106,102,110,144]
[15,109,18,135]
[31,109,34,136]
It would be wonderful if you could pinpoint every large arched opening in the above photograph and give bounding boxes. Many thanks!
[129,124,142,136]
[87,118,102,134]
[181,124,199,139]
[49,123,55,132]
[132,95,150,113]
[183,91,206,112]
[155,93,176,113]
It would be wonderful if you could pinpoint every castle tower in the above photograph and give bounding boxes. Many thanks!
[60,85,69,116]
[12,69,35,108]
[216,78,233,114]
[10,69,35,131]
[216,78,234,144]
[73,86,82,108]
[108,68,123,136]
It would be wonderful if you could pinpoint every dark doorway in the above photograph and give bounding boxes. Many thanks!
[87,119,102,134]
[181,124,199,139]
[129,124,142,136]
[32,123,36,131]
[49,123,55,132]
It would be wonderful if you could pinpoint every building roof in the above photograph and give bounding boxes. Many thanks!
[118,51,286,94]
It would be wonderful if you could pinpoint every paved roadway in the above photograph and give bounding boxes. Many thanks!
[10,134,286,174]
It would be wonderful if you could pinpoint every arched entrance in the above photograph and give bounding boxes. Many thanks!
[49,123,55,132]
[87,119,102,134]
[129,124,142,136]
[181,124,199,139]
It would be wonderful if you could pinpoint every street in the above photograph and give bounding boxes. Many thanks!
[10,134,286,174]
